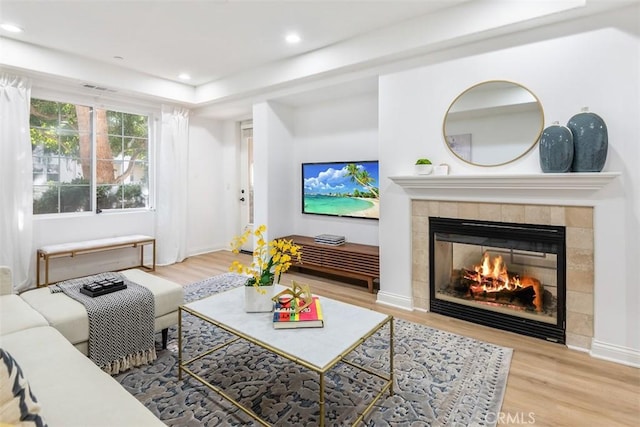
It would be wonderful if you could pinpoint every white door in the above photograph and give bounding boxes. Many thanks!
[239,121,254,252]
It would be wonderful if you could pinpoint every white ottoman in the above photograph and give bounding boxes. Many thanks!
[19,269,183,355]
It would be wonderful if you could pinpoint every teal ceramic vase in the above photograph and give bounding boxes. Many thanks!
[567,108,608,172]
[539,122,574,173]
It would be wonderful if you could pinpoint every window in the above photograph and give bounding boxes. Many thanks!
[30,98,150,214]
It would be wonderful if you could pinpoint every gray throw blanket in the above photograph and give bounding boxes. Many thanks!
[51,272,157,374]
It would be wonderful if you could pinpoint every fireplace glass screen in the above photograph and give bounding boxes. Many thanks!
[429,217,566,343]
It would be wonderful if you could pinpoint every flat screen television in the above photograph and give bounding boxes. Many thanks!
[301,160,379,220]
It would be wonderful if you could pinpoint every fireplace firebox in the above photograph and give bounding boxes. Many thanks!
[429,217,566,343]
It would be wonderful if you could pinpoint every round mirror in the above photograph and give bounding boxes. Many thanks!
[443,81,544,167]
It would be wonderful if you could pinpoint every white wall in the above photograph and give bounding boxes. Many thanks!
[379,11,640,364]
[291,94,379,245]
[252,101,296,241]
[33,211,156,283]
[186,117,240,256]
[253,95,380,245]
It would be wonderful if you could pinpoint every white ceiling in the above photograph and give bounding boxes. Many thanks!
[0,0,461,86]
[1,0,635,118]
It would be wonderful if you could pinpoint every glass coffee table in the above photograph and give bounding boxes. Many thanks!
[178,285,393,426]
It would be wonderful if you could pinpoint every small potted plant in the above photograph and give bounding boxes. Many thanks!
[415,158,433,175]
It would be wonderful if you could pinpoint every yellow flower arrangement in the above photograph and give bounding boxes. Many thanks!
[229,225,302,292]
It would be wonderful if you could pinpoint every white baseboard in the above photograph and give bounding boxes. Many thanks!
[375,291,413,311]
[186,246,226,258]
[566,343,589,354]
[590,339,640,368]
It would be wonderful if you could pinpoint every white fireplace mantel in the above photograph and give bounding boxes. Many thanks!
[389,172,620,191]
[382,169,640,365]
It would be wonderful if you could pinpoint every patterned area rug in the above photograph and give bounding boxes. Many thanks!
[116,273,512,426]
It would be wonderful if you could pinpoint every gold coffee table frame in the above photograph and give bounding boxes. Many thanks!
[178,298,393,426]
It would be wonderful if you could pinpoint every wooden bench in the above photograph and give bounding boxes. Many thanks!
[36,235,156,287]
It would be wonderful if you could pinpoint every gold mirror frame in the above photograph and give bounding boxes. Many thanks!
[443,80,544,167]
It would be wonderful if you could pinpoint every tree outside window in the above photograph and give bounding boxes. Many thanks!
[30,98,150,214]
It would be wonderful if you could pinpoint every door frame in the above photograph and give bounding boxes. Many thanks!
[239,120,254,252]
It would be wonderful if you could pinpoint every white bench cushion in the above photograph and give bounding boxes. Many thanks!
[39,235,154,255]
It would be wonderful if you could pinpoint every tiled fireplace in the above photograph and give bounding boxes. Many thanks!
[411,201,594,349]
[429,216,566,342]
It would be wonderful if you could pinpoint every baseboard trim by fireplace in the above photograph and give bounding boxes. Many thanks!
[591,340,640,368]
[376,290,413,311]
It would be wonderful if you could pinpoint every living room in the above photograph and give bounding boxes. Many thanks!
[1,0,639,425]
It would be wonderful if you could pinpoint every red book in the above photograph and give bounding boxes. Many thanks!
[273,296,324,329]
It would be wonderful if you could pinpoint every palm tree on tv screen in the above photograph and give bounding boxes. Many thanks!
[345,163,379,198]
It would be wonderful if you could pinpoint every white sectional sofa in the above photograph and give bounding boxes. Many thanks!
[19,268,182,355]
[0,266,183,426]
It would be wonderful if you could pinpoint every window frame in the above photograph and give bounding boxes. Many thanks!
[30,88,158,217]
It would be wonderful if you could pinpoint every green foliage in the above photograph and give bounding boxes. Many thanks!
[30,99,149,160]
[34,178,145,214]
[415,158,432,165]
[97,184,145,210]
[30,98,150,214]
[107,111,149,159]
[30,99,80,156]
[33,178,90,214]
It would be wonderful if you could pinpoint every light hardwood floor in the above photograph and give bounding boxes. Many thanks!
[153,251,640,427]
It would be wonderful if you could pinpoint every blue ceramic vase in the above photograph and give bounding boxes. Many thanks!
[567,109,608,172]
[539,123,574,173]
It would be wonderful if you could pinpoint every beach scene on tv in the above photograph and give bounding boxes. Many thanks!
[302,161,379,219]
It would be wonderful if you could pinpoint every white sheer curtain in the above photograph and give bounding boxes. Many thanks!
[155,105,189,265]
[0,74,33,291]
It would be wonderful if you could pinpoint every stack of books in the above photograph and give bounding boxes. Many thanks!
[314,234,345,246]
[273,296,324,329]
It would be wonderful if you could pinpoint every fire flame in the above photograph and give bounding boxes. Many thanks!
[471,252,521,291]
[463,251,543,312]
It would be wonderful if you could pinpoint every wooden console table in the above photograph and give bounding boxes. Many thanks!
[281,235,379,293]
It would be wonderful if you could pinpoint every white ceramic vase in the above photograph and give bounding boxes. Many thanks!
[244,284,275,312]
[415,164,433,175]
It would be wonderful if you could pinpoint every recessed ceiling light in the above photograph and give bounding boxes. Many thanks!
[285,33,301,44]
[178,73,191,81]
[1,23,24,33]
[113,56,124,60]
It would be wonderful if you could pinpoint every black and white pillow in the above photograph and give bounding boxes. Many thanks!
[0,348,47,427]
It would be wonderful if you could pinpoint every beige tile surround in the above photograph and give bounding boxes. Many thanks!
[411,200,594,349]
